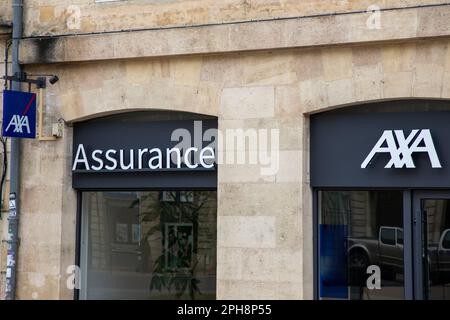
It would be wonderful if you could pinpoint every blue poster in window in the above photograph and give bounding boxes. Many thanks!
[2,90,37,139]
[319,224,348,299]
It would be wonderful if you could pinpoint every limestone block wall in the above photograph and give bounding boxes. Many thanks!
[19,4,450,65]
[9,38,449,299]
[0,38,10,300]
[0,1,12,25]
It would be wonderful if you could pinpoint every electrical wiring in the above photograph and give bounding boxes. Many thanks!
[17,2,450,41]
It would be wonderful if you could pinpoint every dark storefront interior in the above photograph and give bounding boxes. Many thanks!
[73,111,218,300]
[319,190,405,300]
[319,190,450,300]
[311,100,450,300]
[81,191,217,299]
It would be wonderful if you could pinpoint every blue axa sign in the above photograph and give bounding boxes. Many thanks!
[2,90,37,139]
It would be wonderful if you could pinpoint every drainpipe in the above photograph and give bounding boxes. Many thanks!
[5,0,23,300]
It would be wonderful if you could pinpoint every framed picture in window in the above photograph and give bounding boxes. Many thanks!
[132,224,140,243]
[164,223,194,270]
[180,191,194,203]
[160,191,177,202]
[115,223,128,243]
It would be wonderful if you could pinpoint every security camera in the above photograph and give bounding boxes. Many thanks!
[48,75,59,85]
[26,73,60,87]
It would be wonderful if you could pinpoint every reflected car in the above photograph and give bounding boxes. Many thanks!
[428,229,450,284]
[348,227,450,284]
[348,226,404,282]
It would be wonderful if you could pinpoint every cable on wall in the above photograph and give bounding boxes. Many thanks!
[18,2,450,41]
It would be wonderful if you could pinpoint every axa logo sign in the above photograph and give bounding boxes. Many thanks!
[2,90,36,139]
[5,115,31,134]
[361,129,442,169]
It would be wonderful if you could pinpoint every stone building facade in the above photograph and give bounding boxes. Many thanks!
[1,0,450,300]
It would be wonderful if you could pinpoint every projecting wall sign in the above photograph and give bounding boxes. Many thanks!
[310,101,450,188]
[2,90,36,139]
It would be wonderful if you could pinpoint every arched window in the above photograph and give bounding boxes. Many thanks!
[74,111,217,300]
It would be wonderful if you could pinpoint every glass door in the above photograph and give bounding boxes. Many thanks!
[413,192,450,300]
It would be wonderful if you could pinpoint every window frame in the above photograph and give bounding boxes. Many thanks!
[75,187,217,300]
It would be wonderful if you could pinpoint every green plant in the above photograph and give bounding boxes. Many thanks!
[133,191,211,299]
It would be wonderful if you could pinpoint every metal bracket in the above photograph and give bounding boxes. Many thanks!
[2,239,20,245]
[2,73,46,91]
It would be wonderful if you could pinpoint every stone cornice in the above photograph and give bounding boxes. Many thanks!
[19,5,450,64]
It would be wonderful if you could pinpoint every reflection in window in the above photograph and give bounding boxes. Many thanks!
[319,190,404,300]
[443,232,450,250]
[397,229,404,246]
[81,191,217,300]
[422,199,450,300]
[380,228,396,246]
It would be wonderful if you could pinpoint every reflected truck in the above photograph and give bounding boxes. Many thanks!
[348,226,450,284]
[348,226,403,282]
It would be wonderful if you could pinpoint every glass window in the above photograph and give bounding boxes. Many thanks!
[319,190,404,300]
[397,229,404,246]
[81,190,217,300]
[422,200,450,299]
[380,228,396,246]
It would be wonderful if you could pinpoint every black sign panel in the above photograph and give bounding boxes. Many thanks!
[311,104,450,188]
[72,114,217,190]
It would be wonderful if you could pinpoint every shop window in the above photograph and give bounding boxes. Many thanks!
[318,190,405,300]
[380,228,396,246]
[80,190,217,300]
